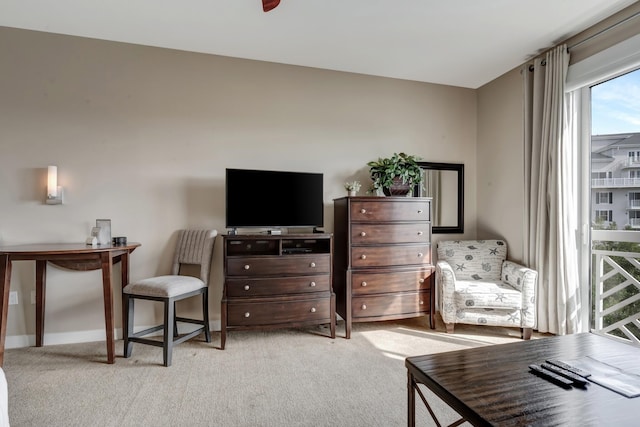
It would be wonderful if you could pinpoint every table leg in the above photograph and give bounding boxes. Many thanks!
[100,252,115,364]
[35,260,47,347]
[0,255,11,367]
[407,371,416,427]
[120,251,130,335]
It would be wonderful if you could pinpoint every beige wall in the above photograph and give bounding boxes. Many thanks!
[476,67,525,263]
[0,27,477,345]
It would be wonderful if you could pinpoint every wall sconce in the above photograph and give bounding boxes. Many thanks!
[46,165,63,205]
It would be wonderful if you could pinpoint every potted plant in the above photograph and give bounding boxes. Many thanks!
[367,152,423,196]
[344,181,361,196]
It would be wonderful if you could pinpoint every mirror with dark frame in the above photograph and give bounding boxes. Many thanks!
[413,162,464,234]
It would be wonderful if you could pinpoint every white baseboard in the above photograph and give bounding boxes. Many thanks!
[5,319,222,350]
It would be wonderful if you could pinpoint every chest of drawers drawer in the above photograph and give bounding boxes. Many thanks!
[351,223,430,245]
[226,275,330,297]
[227,296,332,326]
[350,244,431,268]
[350,200,430,222]
[351,291,430,319]
[351,268,433,295]
[227,254,330,277]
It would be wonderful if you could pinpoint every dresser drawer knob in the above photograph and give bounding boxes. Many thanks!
[360,231,367,237]
[361,304,367,310]
[310,281,316,287]
[360,254,367,260]
[418,253,423,258]
[360,208,367,214]
[244,264,250,270]
[420,300,424,305]
[309,262,316,268]
[361,281,367,287]
[310,307,316,313]
[244,312,251,318]
[417,231,423,236]
[418,209,423,214]
[244,284,250,291]
[419,279,425,284]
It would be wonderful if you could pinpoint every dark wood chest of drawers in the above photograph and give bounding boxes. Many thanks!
[333,197,434,338]
[220,234,335,348]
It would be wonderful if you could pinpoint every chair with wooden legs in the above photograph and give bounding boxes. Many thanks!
[123,229,217,366]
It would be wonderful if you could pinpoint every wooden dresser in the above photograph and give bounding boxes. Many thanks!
[333,197,434,338]
[220,234,335,348]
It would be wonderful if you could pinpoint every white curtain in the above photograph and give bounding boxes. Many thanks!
[523,45,581,335]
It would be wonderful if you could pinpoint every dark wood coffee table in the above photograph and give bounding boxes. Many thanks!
[406,333,640,426]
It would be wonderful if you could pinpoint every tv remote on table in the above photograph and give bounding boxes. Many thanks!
[545,359,591,378]
[540,362,588,387]
[529,364,574,388]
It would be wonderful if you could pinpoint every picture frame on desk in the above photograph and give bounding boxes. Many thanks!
[96,219,112,246]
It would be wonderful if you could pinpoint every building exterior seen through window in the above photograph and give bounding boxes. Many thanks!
[591,132,640,228]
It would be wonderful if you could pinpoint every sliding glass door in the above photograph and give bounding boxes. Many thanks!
[586,68,640,345]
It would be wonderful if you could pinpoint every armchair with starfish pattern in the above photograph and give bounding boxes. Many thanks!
[435,239,537,339]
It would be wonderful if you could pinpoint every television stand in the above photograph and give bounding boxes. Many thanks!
[220,233,335,349]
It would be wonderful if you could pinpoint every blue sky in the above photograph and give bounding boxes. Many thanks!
[591,68,640,135]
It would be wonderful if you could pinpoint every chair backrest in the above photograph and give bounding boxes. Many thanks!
[171,229,217,285]
[437,239,507,281]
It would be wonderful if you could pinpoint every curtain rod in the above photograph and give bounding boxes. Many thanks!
[568,9,640,51]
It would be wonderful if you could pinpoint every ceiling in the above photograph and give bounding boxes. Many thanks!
[0,0,637,88]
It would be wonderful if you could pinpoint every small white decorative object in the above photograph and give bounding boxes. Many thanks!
[344,181,361,197]
[85,236,98,246]
[95,219,112,245]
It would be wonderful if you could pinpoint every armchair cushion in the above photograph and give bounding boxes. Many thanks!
[453,280,522,310]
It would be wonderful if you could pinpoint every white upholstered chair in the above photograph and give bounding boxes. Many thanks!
[436,239,537,339]
[123,229,217,366]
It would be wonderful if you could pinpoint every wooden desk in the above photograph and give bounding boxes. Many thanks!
[406,333,640,426]
[0,242,140,366]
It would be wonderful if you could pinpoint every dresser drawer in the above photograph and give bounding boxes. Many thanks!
[352,291,430,319]
[350,244,431,268]
[227,297,331,326]
[350,200,430,222]
[227,254,330,276]
[351,223,430,245]
[226,275,330,297]
[351,268,432,295]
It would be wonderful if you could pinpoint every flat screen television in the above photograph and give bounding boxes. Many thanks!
[225,168,324,230]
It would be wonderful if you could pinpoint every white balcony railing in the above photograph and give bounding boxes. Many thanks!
[629,218,640,228]
[592,178,640,188]
[591,229,640,346]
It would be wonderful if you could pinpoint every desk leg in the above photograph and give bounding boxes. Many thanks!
[100,252,115,364]
[35,260,47,347]
[0,255,11,367]
[407,371,416,427]
[120,251,130,336]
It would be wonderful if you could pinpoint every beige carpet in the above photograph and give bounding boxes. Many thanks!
[3,318,542,427]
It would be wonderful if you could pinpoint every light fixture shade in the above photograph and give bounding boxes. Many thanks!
[46,165,63,205]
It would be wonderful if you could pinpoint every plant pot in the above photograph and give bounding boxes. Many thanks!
[348,190,357,197]
[383,177,412,196]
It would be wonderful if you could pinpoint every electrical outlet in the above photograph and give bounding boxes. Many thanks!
[9,291,18,305]
[31,291,36,305]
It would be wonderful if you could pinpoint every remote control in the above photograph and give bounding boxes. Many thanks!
[529,364,574,388]
[546,359,591,378]
[540,362,588,387]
